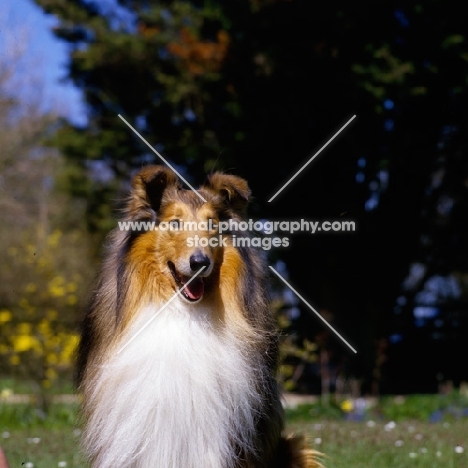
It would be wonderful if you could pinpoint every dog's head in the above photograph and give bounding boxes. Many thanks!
[124,165,251,303]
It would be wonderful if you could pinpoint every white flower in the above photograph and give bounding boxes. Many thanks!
[384,421,396,431]
[27,437,41,444]
[455,446,464,454]
[394,440,404,447]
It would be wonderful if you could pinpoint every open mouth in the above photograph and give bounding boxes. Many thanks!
[168,261,205,302]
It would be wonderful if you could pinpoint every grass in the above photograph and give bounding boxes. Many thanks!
[285,393,468,467]
[292,419,467,467]
[0,402,87,468]
[1,426,87,468]
[1,393,468,467]
[0,378,75,396]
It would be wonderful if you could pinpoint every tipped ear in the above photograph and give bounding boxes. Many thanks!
[127,165,179,218]
[203,172,251,216]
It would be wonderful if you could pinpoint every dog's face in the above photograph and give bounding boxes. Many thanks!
[125,165,251,304]
[156,197,221,303]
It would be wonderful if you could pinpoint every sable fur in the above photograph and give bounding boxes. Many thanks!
[77,165,323,468]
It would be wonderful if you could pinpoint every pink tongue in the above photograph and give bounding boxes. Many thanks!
[184,279,204,300]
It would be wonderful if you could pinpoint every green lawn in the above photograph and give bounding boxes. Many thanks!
[1,394,468,467]
[1,427,87,468]
[289,420,467,468]
[0,402,87,468]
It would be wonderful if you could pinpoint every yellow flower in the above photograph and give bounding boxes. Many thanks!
[13,334,39,352]
[46,353,58,365]
[59,334,80,365]
[48,276,67,297]
[49,285,66,297]
[340,399,354,413]
[47,230,62,247]
[38,320,51,336]
[0,310,12,323]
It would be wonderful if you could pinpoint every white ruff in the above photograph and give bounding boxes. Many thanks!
[83,301,263,468]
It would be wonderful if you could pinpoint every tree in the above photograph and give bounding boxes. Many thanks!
[0,16,94,408]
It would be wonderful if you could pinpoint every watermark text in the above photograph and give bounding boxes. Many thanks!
[117,218,356,251]
[117,218,356,235]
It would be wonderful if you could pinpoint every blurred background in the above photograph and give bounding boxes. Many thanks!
[1,0,468,409]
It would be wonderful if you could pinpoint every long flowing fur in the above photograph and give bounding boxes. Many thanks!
[83,303,265,467]
[76,165,323,468]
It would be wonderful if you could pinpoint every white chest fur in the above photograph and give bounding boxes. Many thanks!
[83,301,262,468]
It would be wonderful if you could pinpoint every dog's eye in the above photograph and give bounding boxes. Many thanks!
[169,219,181,229]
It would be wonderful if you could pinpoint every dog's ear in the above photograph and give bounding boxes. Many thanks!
[127,165,179,219]
[203,172,251,216]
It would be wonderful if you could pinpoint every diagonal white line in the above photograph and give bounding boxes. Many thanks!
[116,266,206,354]
[269,266,357,354]
[118,114,207,203]
[268,115,357,202]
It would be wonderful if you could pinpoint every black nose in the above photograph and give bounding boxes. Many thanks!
[189,252,211,272]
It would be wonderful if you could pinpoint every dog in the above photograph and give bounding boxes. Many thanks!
[76,165,322,468]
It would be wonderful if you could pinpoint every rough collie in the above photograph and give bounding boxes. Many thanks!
[76,165,322,468]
